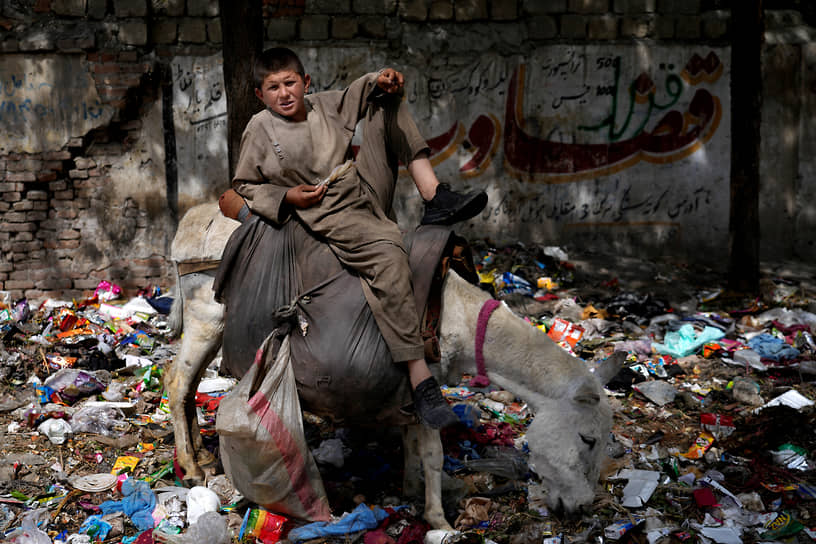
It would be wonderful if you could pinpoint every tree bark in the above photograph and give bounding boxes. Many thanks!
[219,0,264,182]
[728,2,763,293]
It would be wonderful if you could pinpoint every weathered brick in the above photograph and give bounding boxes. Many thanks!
[178,19,207,43]
[74,158,95,170]
[54,190,75,199]
[568,0,608,13]
[75,188,97,198]
[2,192,22,202]
[5,280,35,290]
[7,158,43,172]
[491,0,517,19]
[3,211,26,222]
[300,15,330,39]
[528,15,559,38]
[58,229,81,240]
[54,209,79,219]
[523,0,566,14]
[398,0,428,21]
[69,169,90,179]
[44,150,71,160]
[613,0,654,12]
[0,262,11,272]
[10,241,43,252]
[621,14,654,36]
[153,19,178,44]
[0,182,23,192]
[266,17,298,41]
[359,16,387,38]
[352,0,396,14]
[188,0,218,16]
[657,0,698,14]
[73,278,102,289]
[560,13,587,37]
[429,0,453,19]
[12,201,33,211]
[207,19,221,42]
[701,11,727,39]
[48,180,68,191]
[1,39,19,52]
[455,0,487,20]
[152,0,184,16]
[87,0,106,18]
[32,201,49,210]
[57,36,96,51]
[588,14,618,38]
[675,14,701,38]
[6,172,36,182]
[114,0,147,16]
[43,161,66,171]
[25,211,48,221]
[20,31,56,51]
[306,0,351,11]
[37,171,57,182]
[119,21,148,45]
[331,16,358,38]
[39,278,73,289]
[0,202,9,212]
[13,232,33,241]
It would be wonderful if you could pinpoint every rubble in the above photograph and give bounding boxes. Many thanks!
[0,242,815,544]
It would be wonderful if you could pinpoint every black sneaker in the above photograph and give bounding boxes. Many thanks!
[421,183,487,226]
[413,376,459,429]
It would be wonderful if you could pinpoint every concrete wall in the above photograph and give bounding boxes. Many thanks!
[0,0,814,300]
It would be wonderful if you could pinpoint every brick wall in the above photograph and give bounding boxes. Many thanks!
[0,0,804,301]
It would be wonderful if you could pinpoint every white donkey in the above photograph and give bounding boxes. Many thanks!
[165,202,623,529]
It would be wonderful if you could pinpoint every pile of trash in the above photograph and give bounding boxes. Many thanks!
[0,242,815,544]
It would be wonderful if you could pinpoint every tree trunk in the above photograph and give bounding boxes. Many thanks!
[219,0,264,181]
[728,2,763,293]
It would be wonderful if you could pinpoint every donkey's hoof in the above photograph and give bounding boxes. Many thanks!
[424,510,453,531]
[197,449,217,467]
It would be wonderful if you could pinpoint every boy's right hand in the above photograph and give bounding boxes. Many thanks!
[284,184,327,209]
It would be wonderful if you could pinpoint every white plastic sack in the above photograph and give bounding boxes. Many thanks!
[217,333,330,522]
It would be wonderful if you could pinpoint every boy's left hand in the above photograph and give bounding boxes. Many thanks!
[377,68,404,94]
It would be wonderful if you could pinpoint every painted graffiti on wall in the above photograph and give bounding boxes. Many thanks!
[0,55,113,153]
[171,53,229,213]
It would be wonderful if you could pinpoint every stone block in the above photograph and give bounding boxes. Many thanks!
[87,0,106,18]
[188,0,218,16]
[52,0,87,16]
[613,0,654,13]
[702,10,728,39]
[352,0,396,14]
[306,0,351,11]
[267,17,298,41]
[455,0,487,20]
[654,14,674,37]
[74,157,95,169]
[528,15,558,38]
[523,0,566,14]
[207,19,221,42]
[114,0,147,16]
[12,201,33,211]
[1,192,21,202]
[27,191,48,200]
[491,0,516,19]
[621,14,654,37]
[153,19,178,43]
[0,39,19,52]
[20,31,56,51]
[399,0,428,21]
[657,0,698,14]
[359,16,387,38]
[6,172,36,182]
[331,16,358,38]
[568,0,608,14]
[300,15,331,39]
[152,0,184,16]
[119,21,148,45]
[675,14,700,38]
[179,19,207,43]
[0,183,24,192]
[560,13,587,37]
[429,0,453,20]
[5,280,35,290]
[26,212,47,221]
[69,169,90,179]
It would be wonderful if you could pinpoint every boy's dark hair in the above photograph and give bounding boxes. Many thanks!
[253,47,306,89]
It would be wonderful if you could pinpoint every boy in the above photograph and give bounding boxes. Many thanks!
[232,47,486,429]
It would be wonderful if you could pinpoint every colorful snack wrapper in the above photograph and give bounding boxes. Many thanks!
[239,508,287,544]
[680,432,715,459]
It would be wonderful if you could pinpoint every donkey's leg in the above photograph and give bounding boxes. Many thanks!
[413,425,453,530]
[402,425,424,498]
[166,274,224,485]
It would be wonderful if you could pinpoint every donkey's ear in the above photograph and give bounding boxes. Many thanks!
[592,351,627,386]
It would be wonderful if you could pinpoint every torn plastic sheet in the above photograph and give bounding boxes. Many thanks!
[754,389,814,413]
[609,469,662,508]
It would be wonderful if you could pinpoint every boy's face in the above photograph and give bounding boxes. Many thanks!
[255,69,311,122]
